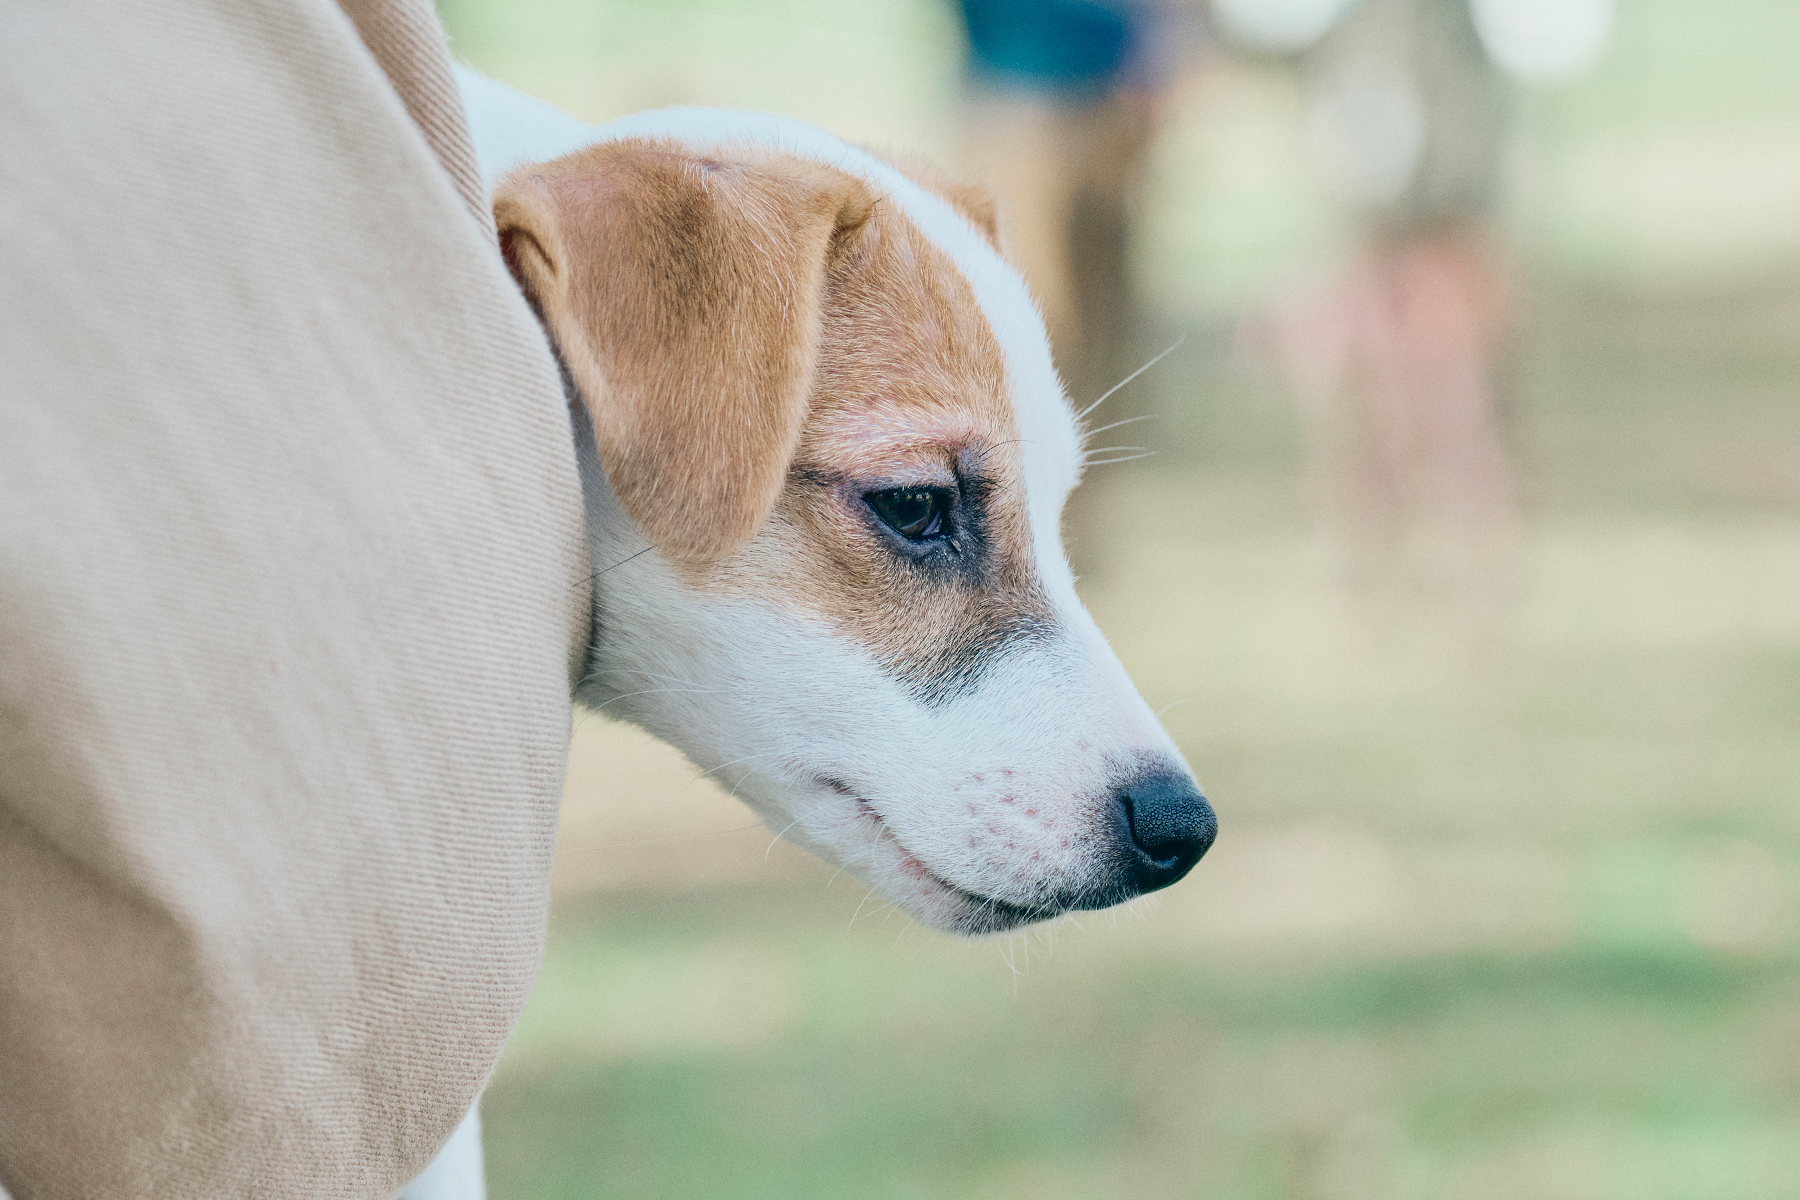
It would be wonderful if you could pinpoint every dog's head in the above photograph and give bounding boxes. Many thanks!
[495,115,1214,934]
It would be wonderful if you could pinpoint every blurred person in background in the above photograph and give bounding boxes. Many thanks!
[1217,0,1612,646]
[954,0,1194,575]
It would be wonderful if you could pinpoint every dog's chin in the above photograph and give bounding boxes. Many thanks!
[936,889,1065,937]
[881,855,1064,936]
[742,776,1104,936]
[804,795,1066,937]
[867,859,1064,936]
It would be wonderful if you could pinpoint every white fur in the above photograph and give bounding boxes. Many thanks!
[400,1105,483,1200]
[452,61,1190,927]
[409,67,1199,1200]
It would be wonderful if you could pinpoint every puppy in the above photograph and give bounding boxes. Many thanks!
[406,68,1218,1200]
[462,68,1217,931]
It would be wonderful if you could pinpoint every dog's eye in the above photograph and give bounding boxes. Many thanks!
[866,487,949,542]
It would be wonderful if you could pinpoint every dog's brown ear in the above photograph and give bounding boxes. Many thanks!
[494,141,875,565]
[934,179,1003,253]
[879,153,1004,254]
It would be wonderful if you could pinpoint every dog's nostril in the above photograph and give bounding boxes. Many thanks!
[1114,769,1216,895]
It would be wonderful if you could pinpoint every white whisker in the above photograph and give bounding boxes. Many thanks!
[1081,413,1158,443]
[695,750,785,782]
[765,818,803,860]
[850,887,880,927]
[588,686,722,713]
[608,668,707,688]
[1075,335,1184,420]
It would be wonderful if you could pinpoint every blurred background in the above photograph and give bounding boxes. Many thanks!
[434,1,1800,1195]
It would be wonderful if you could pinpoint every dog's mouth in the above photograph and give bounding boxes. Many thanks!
[821,779,1062,935]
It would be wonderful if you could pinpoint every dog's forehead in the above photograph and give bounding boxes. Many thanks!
[807,206,1011,469]
[583,108,1083,565]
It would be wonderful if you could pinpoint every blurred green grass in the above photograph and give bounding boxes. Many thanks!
[437,0,1800,1195]
[493,897,1800,1199]
[493,466,1800,1196]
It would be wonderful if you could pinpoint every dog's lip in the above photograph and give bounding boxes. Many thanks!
[838,788,1063,928]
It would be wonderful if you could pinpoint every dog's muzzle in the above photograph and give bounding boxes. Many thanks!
[1049,765,1215,913]
[1116,767,1217,894]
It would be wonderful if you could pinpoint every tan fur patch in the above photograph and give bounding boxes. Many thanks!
[721,193,1055,698]
[494,140,875,565]
[499,137,1050,693]
[881,152,1006,254]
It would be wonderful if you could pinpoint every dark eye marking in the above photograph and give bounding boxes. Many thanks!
[866,487,951,543]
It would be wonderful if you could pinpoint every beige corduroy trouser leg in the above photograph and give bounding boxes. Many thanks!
[0,0,587,1195]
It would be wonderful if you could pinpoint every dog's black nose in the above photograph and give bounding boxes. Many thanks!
[1115,769,1215,894]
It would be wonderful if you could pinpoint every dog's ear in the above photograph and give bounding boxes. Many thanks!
[878,153,1005,254]
[494,141,875,565]
[934,179,1003,253]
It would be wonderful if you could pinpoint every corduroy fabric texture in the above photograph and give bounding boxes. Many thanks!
[0,0,588,1196]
